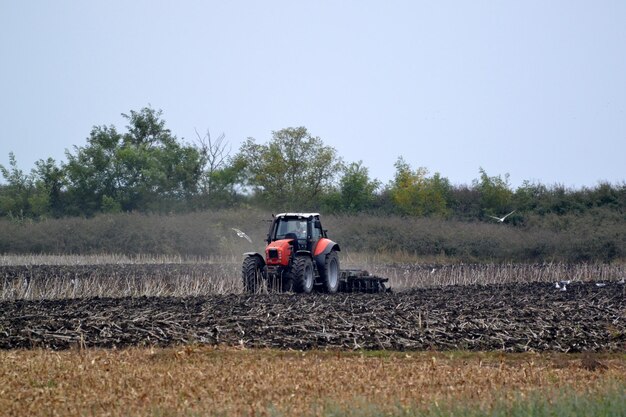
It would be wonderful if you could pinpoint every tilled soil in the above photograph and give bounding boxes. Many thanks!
[1,281,624,352]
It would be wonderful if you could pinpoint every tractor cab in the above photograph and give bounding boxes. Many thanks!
[267,213,325,253]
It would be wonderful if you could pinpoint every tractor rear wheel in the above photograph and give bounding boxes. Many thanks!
[291,256,314,293]
[242,256,263,293]
[320,251,340,293]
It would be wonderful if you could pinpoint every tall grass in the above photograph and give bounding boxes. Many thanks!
[0,210,267,257]
[327,212,626,263]
[0,209,624,262]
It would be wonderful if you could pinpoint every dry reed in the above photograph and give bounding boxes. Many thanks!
[1,254,624,300]
[342,253,626,288]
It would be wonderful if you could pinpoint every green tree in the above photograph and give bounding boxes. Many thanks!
[474,167,513,216]
[513,180,547,213]
[422,172,452,216]
[0,154,67,219]
[448,184,481,219]
[587,181,625,209]
[32,158,65,217]
[389,157,451,216]
[0,152,33,218]
[64,124,124,214]
[64,107,203,214]
[236,127,343,206]
[204,157,247,206]
[339,161,380,212]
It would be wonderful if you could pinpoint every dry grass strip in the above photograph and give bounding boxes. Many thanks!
[1,347,624,417]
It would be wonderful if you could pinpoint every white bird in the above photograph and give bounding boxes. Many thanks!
[488,210,516,223]
[231,228,252,243]
[555,280,569,291]
[618,278,625,285]
[596,282,606,287]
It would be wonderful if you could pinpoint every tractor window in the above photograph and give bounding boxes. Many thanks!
[275,219,307,240]
[312,222,322,240]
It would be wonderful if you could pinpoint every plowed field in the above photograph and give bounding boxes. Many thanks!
[2,281,624,352]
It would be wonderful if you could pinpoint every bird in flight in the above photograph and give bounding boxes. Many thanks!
[488,210,516,223]
[232,228,252,243]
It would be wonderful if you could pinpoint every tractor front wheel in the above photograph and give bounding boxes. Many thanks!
[242,256,264,293]
[291,256,314,294]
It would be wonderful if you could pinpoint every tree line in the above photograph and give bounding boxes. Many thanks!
[1,106,625,222]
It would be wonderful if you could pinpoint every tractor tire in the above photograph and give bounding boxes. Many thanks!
[319,251,340,293]
[242,256,263,293]
[291,256,314,294]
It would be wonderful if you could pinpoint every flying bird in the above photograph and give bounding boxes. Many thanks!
[488,210,516,223]
[231,228,252,243]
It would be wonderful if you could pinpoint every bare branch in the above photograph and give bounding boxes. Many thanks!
[194,128,231,196]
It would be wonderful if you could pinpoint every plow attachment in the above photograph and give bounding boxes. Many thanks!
[338,269,390,293]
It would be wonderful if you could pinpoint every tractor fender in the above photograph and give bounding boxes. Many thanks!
[314,239,340,256]
[243,252,266,267]
[313,239,340,272]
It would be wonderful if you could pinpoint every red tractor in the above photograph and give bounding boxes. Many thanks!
[241,213,388,293]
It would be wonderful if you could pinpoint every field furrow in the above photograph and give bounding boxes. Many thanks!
[1,281,624,352]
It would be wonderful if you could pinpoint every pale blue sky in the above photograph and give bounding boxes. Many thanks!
[1,1,625,189]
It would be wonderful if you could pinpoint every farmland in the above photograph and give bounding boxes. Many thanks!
[1,279,625,352]
[1,256,625,416]
[1,258,624,352]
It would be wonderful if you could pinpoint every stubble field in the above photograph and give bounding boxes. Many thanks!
[1,347,625,417]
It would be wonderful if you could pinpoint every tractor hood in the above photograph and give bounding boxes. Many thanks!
[265,239,293,266]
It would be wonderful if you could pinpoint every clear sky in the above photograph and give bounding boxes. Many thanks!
[1,1,625,189]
